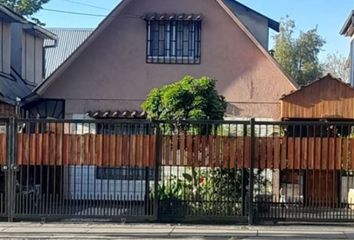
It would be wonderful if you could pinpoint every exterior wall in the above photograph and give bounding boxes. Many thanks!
[0,20,11,74]
[64,166,146,201]
[351,38,354,86]
[223,0,269,49]
[281,76,354,119]
[11,23,22,75]
[22,31,44,84]
[41,0,295,120]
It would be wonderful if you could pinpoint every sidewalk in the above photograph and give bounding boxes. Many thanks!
[0,222,352,239]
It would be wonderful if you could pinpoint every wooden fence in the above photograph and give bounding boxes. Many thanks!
[0,132,349,170]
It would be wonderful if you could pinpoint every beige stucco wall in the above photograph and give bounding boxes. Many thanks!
[41,0,295,120]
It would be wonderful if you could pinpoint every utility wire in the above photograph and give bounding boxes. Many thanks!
[42,8,107,17]
[62,0,110,11]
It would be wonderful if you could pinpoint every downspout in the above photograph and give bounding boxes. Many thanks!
[42,38,58,79]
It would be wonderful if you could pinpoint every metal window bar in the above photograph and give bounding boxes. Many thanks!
[146,19,201,64]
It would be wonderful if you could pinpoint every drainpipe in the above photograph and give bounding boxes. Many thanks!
[42,38,58,79]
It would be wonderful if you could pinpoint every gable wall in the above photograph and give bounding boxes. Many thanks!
[41,0,295,119]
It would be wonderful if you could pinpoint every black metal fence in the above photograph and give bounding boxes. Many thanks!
[1,118,354,223]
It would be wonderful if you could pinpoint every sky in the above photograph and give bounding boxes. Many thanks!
[33,0,354,61]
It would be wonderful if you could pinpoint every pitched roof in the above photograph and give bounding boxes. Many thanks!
[35,0,297,94]
[224,0,279,31]
[340,10,354,36]
[44,28,93,78]
[0,4,57,40]
[280,73,351,100]
[0,68,34,105]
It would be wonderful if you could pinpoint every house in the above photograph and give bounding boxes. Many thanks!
[29,0,297,121]
[341,11,354,86]
[278,74,354,207]
[0,5,56,117]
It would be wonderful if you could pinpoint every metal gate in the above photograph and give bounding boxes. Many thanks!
[2,118,354,223]
[9,119,158,222]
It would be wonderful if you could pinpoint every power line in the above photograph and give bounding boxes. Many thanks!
[62,0,110,11]
[42,8,107,17]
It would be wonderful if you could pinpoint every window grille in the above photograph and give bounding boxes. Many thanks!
[145,14,201,64]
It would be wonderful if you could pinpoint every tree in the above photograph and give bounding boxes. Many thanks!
[142,75,227,201]
[273,17,326,86]
[321,52,350,83]
[142,75,227,121]
[0,0,49,24]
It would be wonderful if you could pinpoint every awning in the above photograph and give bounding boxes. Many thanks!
[144,14,202,21]
[86,111,147,119]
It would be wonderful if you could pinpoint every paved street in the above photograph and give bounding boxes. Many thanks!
[0,222,352,239]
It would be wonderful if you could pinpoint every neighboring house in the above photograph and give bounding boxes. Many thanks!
[32,0,297,121]
[0,5,56,117]
[341,11,354,87]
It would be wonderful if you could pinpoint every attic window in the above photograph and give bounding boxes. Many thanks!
[145,14,202,64]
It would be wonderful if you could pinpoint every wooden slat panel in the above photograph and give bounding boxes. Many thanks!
[172,135,178,166]
[17,133,23,165]
[273,137,280,169]
[186,135,193,166]
[266,138,274,169]
[229,137,236,169]
[244,137,250,168]
[280,137,287,170]
[314,138,322,170]
[28,134,35,165]
[321,138,328,170]
[294,138,301,169]
[254,138,259,169]
[342,138,349,170]
[122,135,129,167]
[209,136,214,167]
[109,135,117,167]
[222,137,228,168]
[301,138,308,169]
[336,138,342,170]
[287,138,294,169]
[129,135,136,167]
[50,133,56,165]
[328,138,335,170]
[43,133,49,165]
[56,132,63,166]
[308,138,315,170]
[201,135,207,167]
[215,136,221,168]
[236,137,244,168]
[149,135,158,168]
[164,136,170,166]
[96,135,103,166]
[180,134,185,166]
[194,136,200,167]
[258,137,268,169]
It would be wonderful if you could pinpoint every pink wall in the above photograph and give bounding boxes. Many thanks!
[41,0,296,119]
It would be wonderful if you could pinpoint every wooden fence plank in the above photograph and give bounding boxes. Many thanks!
[236,137,244,168]
[178,134,184,166]
[273,137,280,169]
[229,137,236,169]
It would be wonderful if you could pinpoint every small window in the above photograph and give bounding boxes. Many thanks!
[146,14,201,64]
[96,167,155,181]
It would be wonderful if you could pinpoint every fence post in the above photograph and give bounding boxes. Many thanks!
[7,117,16,222]
[248,118,255,225]
[153,122,161,220]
